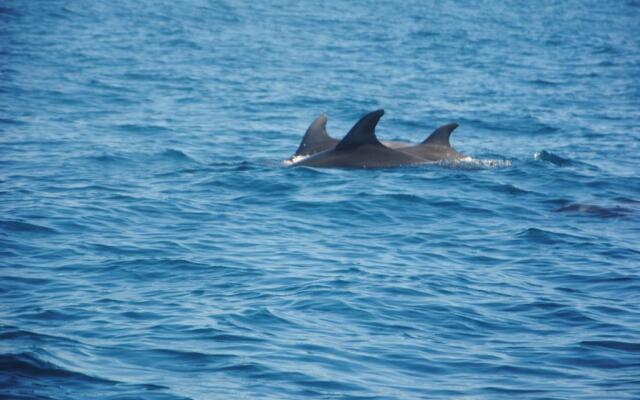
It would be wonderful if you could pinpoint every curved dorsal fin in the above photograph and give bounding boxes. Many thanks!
[335,109,385,151]
[293,113,338,157]
[422,123,459,147]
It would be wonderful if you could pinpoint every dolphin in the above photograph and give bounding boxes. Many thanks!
[289,112,412,161]
[290,113,338,159]
[291,110,425,169]
[399,123,465,161]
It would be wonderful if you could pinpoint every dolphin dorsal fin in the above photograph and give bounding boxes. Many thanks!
[294,113,338,157]
[335,109,385,151]
[422,123,459,147]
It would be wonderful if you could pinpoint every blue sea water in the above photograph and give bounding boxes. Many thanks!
[1,0,640,399]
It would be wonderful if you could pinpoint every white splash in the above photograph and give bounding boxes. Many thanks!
[439,156,513,169]
[282,154,311,166]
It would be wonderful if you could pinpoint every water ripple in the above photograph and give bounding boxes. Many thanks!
[2,0,640,399]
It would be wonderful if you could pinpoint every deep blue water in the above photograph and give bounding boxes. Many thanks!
[2,1,640,399]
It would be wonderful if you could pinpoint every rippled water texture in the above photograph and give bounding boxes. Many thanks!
[2,1,640,399]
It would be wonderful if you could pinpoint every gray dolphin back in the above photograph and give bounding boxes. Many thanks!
[335,109,385,151]
[399,122,464,161]
[293,109,426,169]
[293,113,338,157]
[422,123,459,146]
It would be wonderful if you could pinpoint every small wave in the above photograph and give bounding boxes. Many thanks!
[230,307,297,328]
[556,203,631,218]
[534,125,561,134]
[614,196,640,204]
[84,153,134,164]
[580,340,640,353]
[544,308,598,325]
[159,148,198,163]
[516,227,585,245]
[0,275,52,287]
[0,117,27,125]
[115,123,172,134]
[534,150,573,166]
[0,220,59,234]
[529,79,560,87]
[78,149,198,168]
[214,362,268,375]
[0,7,19,16]
[503,301,565,313]
[0,352,184,399]
[0,352,111,383]
[129,348,236,372]
[0,327,78,346]
[489,183,533,196]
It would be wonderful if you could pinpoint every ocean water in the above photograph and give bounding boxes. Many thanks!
[1,0,640,399]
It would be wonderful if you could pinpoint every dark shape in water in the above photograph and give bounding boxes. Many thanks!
[291,113,338,158]
[399,123,465,161]
[290,113,414,160]
[292,110,425,169]
[290,110,464,168]
[556,203,630,218]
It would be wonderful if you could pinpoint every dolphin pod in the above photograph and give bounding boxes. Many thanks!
[288,109,464,168]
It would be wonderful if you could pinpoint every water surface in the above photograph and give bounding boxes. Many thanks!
[1,1,640,399]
